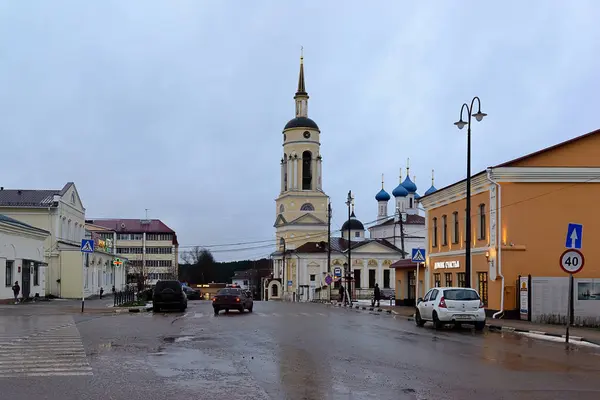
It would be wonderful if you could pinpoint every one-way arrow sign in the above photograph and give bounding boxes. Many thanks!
[565,223,583,249]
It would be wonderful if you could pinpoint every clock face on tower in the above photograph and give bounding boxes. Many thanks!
[303,131,311,139]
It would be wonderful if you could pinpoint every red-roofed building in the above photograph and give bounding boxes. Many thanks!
[85,218,179,287]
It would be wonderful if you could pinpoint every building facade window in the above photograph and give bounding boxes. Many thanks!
[432,218,438,247]
[457,273,466,288]
[478,272,488,306]
[452,212,459,244]
[302,151,312,190]
[300,203,314,211]
[354,269,361,288]
[444,272,452,287]
[145,247,173,254]
[433,273,441,287]
[146,233,173,241]
[442,215,447,246]
[479,204,486,240]
[354,231,360,238]
[368,269,376,288]
[279,204,284,213]
[33,264,39,286]
[5,261,13,286]
[383,270,390,288]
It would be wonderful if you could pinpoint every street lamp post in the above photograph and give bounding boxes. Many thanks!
[454,96,487,288]
[345,190,353,306]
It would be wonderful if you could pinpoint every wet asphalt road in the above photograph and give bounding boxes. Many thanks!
[1,300,600,400]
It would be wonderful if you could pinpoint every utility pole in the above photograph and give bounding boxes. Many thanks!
[399,211,406,259]
[346,191,353,306]
[282,238,287,298]
[327,201,332,302]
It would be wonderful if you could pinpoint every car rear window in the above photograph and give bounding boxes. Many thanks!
[155,281,182,291]
[443,289,480,301]
[218,288,241,295]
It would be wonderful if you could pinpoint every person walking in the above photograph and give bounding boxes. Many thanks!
[373,283,381,308]
[338,284,345,304]
[12,281,20,304]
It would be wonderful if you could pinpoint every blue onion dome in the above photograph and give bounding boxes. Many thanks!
[375,188,391,202]
[392,183,408,197]
[402,176,417,193]
[414,193,421,200]
[424,185,437,196]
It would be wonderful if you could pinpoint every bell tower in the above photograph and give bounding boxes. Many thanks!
[274,52,329,251]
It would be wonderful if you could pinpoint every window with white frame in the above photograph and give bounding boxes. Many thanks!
[479,204,486,240]
[5,261,13,286]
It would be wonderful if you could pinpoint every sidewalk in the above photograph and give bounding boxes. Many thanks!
[486,318,600,345]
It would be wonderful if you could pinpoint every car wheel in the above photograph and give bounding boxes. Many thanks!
[248,306,253,313]
[415,310,425,327]
[153,306,160,313]
[239,307,244,313]
[474,321,486,331]
[432,312,443,330]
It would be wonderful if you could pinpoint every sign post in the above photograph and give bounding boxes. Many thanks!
[411,249,426,303]
[561,222,584,345]
[80,239,95,313]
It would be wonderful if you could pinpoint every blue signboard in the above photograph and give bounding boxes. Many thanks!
[81,239,94,253]
[411,248,426,263]
[565,223,583,249]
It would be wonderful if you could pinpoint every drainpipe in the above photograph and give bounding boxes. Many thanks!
[487,168,504,319]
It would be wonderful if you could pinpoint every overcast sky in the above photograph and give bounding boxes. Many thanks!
[1,1,599,261]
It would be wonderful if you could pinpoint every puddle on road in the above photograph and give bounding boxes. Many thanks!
[162,335,213,343]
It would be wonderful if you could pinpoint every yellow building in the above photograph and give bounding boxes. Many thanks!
[420,128,600,324]
[270,54,330,300]
[0,182,85,297]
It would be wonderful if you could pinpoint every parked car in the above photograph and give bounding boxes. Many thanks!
[153,280,188,312]
[212,287,253,315]
[414,287,486,330]
[183,286,201,300]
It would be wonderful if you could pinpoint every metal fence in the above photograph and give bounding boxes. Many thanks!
[113,288,136,306]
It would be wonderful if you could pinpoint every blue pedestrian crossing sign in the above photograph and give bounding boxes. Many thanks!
[81,239,95,253]
[411,248,426,263]
[565,223,583,249]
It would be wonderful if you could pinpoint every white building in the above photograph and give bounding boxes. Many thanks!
[0,183,86,298]
[0,214,49,301]
[368,168,438,305]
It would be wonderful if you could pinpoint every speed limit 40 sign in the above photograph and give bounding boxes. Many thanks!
[559,249,585,274]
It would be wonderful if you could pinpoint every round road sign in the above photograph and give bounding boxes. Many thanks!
[325,274,333,285]
[559,249,584,274]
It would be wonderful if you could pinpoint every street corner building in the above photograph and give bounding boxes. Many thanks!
[419,128,600,326]
[0,214,49,302]
[0,182,86,299]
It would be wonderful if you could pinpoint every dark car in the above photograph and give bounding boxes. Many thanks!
[212,288,253,315]
[380,288,395,300]
[183,286,201,300]
[153,280,188,312]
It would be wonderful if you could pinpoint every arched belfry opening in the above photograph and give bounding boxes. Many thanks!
[302,151,312,190]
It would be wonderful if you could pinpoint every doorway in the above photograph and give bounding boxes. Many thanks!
[22,262,31,298]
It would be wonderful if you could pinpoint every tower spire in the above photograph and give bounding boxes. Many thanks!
[381,173,384,189]
[406,158,410,177]
[431,169,435,185]
[294,48,309,118]
[399,167,402,183]
[296,47,306,95]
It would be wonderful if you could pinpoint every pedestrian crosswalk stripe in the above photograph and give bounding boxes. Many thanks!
[0,316,92,378]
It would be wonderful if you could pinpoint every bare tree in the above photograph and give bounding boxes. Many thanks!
[181,246,214,266]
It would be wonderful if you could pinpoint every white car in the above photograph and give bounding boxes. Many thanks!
[415,287,486,330]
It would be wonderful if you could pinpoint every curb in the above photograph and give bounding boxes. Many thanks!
[487,324,600,346]
[325,301,415,320]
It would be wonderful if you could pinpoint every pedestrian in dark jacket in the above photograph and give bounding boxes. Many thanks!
[12,281,20,304]
[373,283,381,307]
[338,284,345,304]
